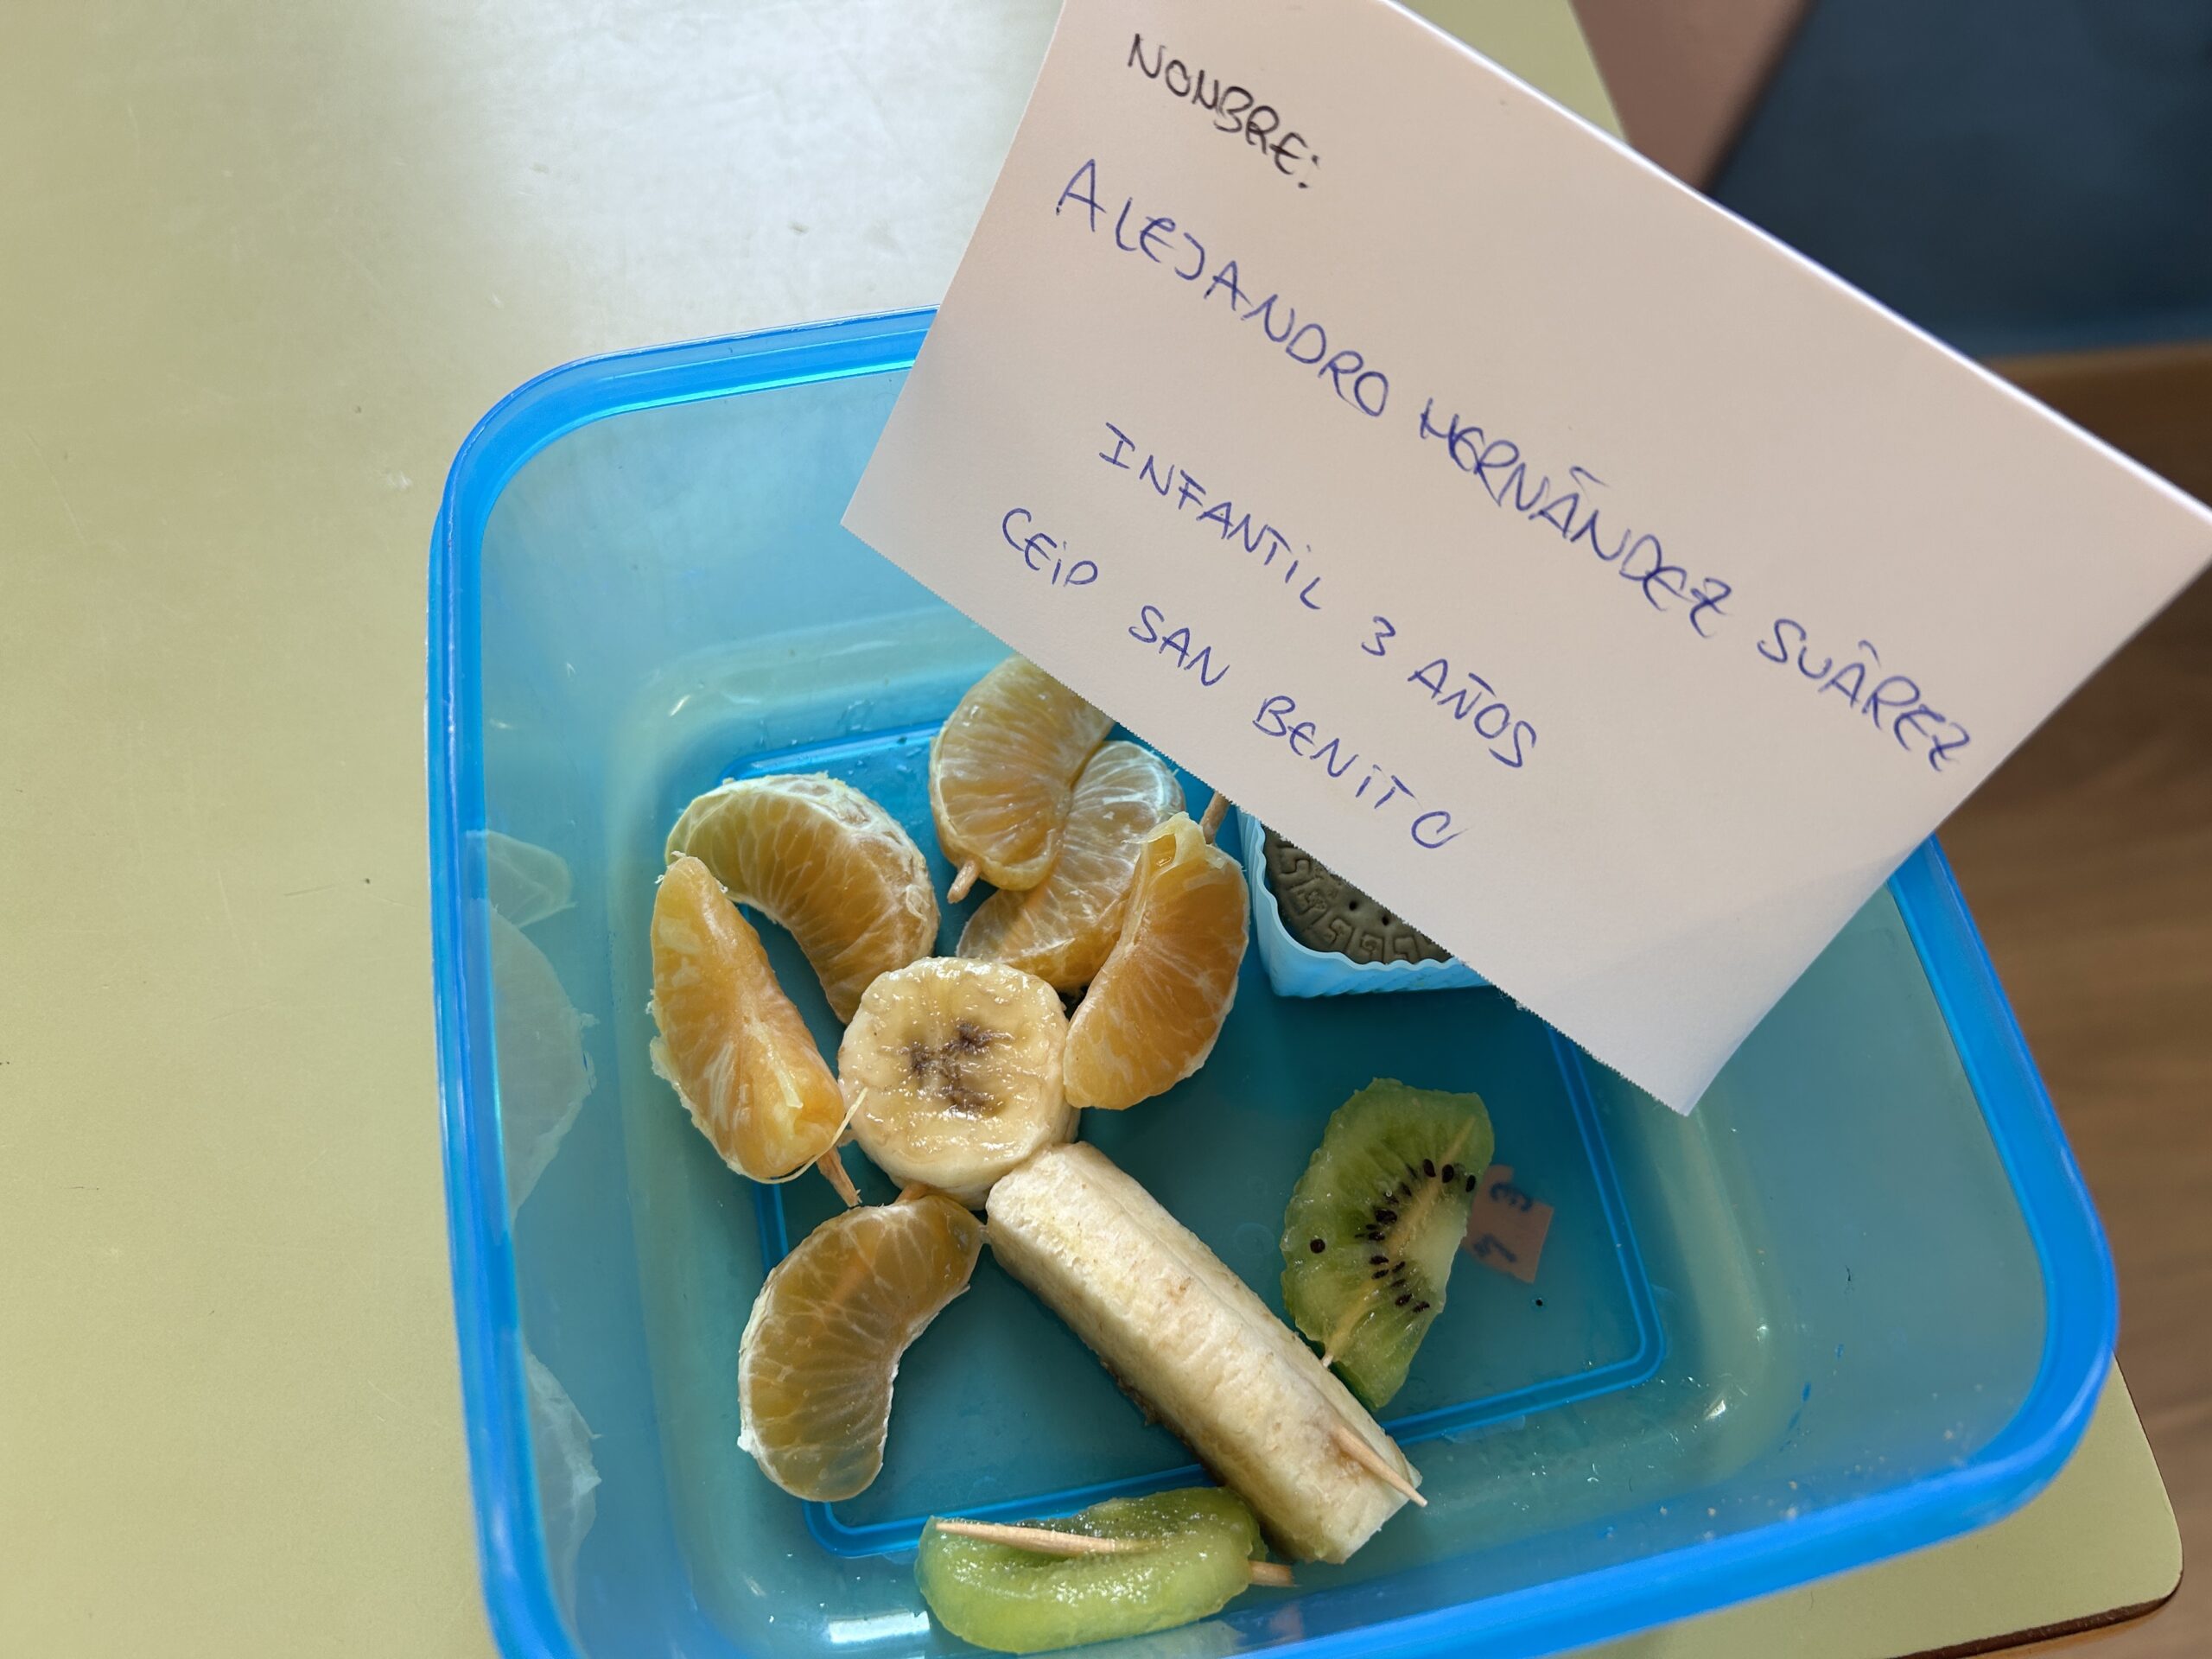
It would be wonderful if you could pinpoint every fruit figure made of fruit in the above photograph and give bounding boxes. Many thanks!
[931,658,1112,901]
[738,1193,984,1501]
[648,855,849,1181]
[1062,813,1248,1110]
[957,741,1184,993]
[839,957,1075,1205]
[665,773,937,1022]
[1281,1080,1494,1409]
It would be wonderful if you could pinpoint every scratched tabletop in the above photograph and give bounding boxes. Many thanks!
[0,2,2176,1655]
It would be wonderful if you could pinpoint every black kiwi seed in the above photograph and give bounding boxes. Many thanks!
[1440,1165,1457,1184]
[1368,1255,1387,1265]
[1309,1237,1325,1253]
[1371,1269,1389,1281]
[1414,1301,1431,1312]
[1394,1294,1410,1306]
[1375,1208,1397,1224]
[1422,1159,1436,1177]
[1465,1174,1478,1192]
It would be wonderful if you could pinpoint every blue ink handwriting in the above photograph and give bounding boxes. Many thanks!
[1056,160,1386,417]
[1414,401,1733,640]
[1001,507,1100,589]
[1129,604,1232,687]
[1053,155,1973,782]
[1252,692,1465,849]
[1097,421,1325,613]
[1756,623,1972,772]
[1402,649,1535,771]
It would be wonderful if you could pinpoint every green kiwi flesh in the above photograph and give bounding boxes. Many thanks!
[915,1486,1264,1654]
[1280,1079,1494,1408]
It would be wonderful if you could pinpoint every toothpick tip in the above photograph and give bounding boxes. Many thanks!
[1198,793,1230,843]
[1248,1560,1296,1588]
[817,1151,861,1209]
[949,861,980,902]
[1330,1423,1426,1507]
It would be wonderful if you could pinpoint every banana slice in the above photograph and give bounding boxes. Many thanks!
[839,958,1075,1206]
[987,1141,1419,1563]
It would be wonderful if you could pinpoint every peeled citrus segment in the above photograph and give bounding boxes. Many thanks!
[917,1488,1266,1654]
[840,957,1074,1205]
[666,773,938,1022]
[931,658,1113,898]
[957,741,1185,992]
[738,1195,984,1501]
[649,855,849,1181]
[1063,815,1249,1110]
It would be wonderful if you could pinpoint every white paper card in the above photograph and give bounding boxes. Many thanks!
[844,0,2212,1110]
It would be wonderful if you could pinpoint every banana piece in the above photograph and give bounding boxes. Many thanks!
[987,1141,1419,1562]
[840,958,1075,1205]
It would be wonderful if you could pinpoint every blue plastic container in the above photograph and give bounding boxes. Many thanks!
[429,312,2117,1659]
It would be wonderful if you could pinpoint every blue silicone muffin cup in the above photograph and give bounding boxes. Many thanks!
[1239,813,1488,996]
[429,311,2117,1659]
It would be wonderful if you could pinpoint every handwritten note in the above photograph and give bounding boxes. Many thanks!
[844,0,2212,1110]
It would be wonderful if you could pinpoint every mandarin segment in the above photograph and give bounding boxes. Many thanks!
[648,855,849,1181]
[738,1196,985,1501]
[666,773,938,1021]
[957,741,1185,992]
[1063,815,1249,1110]
[931,658,1113,898]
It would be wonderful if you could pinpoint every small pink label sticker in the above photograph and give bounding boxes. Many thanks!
[1465,1164,1553,1285]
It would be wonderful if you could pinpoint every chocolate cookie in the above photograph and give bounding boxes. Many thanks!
[1261,830,1452,966]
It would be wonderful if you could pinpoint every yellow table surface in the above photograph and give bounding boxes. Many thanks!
[0,3,2176,1655]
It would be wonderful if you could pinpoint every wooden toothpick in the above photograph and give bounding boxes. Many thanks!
[1198,793,1230,844]
[929,1520,1294,1587]
[929,1520,1144,1557]
[949,860,981,903]
[1330,1424,1427,1508]
[817,1151,861,1209]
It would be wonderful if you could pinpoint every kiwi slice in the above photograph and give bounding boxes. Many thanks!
[916,1487,1265,1655]
[1280,1079,1495,1409]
